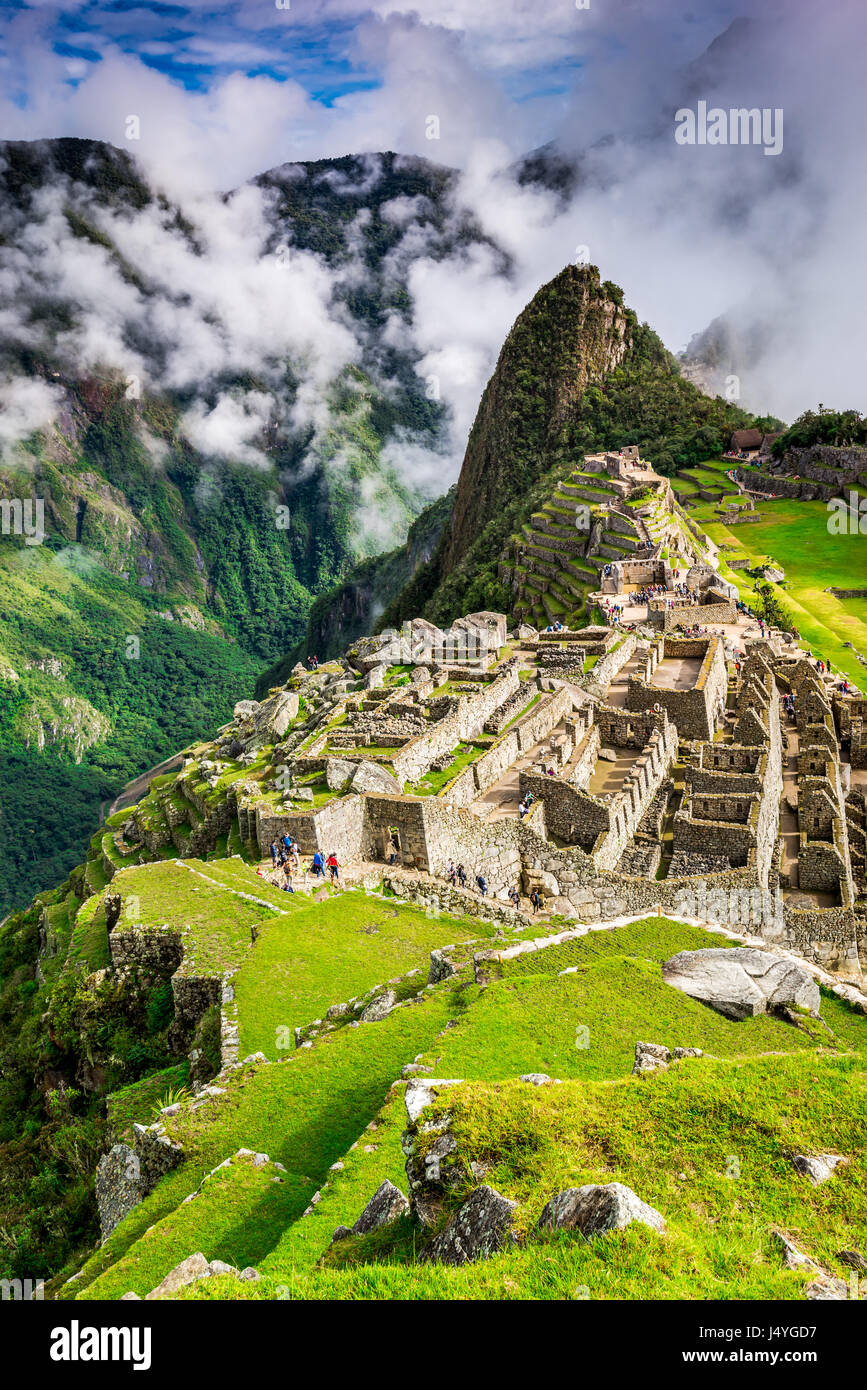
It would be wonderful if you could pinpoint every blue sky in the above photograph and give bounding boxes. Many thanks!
[1,0,745,177]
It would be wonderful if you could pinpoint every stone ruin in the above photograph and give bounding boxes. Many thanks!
[115,583,867,989]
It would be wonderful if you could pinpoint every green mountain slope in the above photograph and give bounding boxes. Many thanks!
[372,264,775,630]
[0,139,487,912]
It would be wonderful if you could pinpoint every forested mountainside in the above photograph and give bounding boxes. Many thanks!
[0,138,490,914]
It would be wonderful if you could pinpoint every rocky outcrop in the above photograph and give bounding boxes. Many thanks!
[402,1079,467,1227]
[791,1153,848,1186]
[661,947,821,1021]
[419,1186,517,1265]
[144,1252,261,1300]
[538,1183,666,1238]
[632,1041,704,1075]
[332,1180,410,1243]
[95,1122,184,1241]
[441,264,634,577]
[359,988,397,1023]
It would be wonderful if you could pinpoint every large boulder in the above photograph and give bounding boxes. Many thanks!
[419,1186,517,1265]
[661,947,821,1021]
[257,690,300,739]
[350,760,402,796]
[538,1183,666,1238]
[325,757,358,792]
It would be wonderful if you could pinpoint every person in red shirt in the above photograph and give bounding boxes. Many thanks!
[326,852,339,883]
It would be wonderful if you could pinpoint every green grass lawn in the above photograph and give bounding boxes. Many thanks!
[702,498,867,681]
[82,1154,311,1301]
[106,1064,191,1143]
[109,859,289,976]
[233,892,494,1058]
[68,913,867,1303]
[178,1049,867,1302]
[70,991,456,1300]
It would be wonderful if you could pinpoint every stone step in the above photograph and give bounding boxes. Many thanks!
[525,529,586,555]
[601,531,637,553]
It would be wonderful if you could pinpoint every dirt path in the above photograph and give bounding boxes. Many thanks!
[100,751,186,823]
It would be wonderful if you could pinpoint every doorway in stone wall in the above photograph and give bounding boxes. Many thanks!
[382,827,401,865]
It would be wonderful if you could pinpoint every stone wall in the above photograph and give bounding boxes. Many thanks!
[627,636,727,741]
[391,660,521,784]
[582,633,638,693]
[108,924,183,974]
[664,600,736,632]
[520,717,678,870]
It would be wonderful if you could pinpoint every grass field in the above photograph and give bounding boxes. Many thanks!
[702,497,867,682]
[233,893,494,1058]
[67,911,867,1303]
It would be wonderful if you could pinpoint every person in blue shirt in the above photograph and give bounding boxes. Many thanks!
[311,851,325,877]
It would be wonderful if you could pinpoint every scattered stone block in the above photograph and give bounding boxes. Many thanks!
[791,1153,848,1186]
[420,1186,517,1265]
[538,1183,666,1238]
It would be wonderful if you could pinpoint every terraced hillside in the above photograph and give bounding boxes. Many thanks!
[501,464,702,628]
[53,910,867,1302]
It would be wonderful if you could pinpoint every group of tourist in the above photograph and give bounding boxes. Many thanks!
[266,833,339,891]
[445,860,468,889]
[518,789,535,818]
[442,861,543,915]
[631,582,668,606]
[544,620,566,633]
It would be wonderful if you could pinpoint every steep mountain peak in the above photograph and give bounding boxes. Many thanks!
[442,263,634,576]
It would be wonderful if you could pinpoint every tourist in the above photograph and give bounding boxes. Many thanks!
[456,863,467,888]
[326,852,339,883]
[509,886,521,910]
[446,859,456,885]
[518,799,529,819]
[311,850,325,878]
[388,835,399,865]
[283,864,295,893]
[290,844,301,873]
[476,873,488,897]
[530,889,541,914]
[546,766,556,777]
[283,832,294,853]
[269,839,280,866]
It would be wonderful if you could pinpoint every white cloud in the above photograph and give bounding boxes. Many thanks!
[0,376,65,459]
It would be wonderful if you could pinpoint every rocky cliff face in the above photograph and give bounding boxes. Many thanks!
[441,264,633,576]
